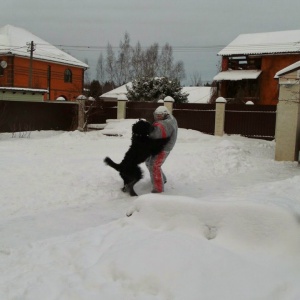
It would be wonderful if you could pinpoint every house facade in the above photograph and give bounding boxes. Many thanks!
[214,29,300,105]
[0,25,88,101]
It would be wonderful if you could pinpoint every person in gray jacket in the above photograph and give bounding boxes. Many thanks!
[145,106,178,193]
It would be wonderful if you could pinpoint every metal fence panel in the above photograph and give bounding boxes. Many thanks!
[126,102,161,122]
[0,100,78,132]
[0,100,277,140]
[87,101,117,124]
[224,105,276,139]
[173,103,215,134]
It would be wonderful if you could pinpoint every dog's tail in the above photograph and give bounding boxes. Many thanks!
[104,157,120,171]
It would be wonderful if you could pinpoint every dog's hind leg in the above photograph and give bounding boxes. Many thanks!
[127,166,143,196]
[121,180,137,195]
[119,174,136,195]
[120,167,142,196]
[127,180,139,196]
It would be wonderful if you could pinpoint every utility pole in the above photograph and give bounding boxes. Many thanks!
[27,41,36,88]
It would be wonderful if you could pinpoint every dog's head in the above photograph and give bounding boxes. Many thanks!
[132,120,153,137]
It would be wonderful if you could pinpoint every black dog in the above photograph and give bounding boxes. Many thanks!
[104,120,169,196]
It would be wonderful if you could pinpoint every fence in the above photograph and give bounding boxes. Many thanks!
[0,100,78,133]
[224,105,277,140]
[92,101,216,135]
[92,100,276,140]
[87,100,117,124]
[173,103,215,135]
[0,99,277,141]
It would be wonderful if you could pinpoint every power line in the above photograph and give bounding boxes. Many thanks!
[1,43,226,53]
[3,40,300,53]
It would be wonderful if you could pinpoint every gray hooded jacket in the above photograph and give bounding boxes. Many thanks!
[150,107,178,152]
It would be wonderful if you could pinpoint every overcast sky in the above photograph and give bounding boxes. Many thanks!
[1,0,300,85]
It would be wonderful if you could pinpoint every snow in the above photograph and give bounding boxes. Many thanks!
[100,83,133,100]
[100,83,211,103]
[56,97,66,101]
[214,70,262,81]
[0,25,88,68]
[275,60,300,78]
[1,120,300,300]
[180,86,211,103]
[218,29,300,56]
[0,87,48,93]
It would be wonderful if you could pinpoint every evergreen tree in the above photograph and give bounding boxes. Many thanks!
[102,81,116,94]
[89,80,102,99]
[126,77,188,103]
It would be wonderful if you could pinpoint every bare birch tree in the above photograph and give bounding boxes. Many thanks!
[190,71,202,86]
[84,58,91,84]
[171,61,186,81]
[115,32,132,85]
[131,41,144,79]
[101,35,185,85]
[105,43,116,83]
[143,43,159,78]
[96,53,105,85]
[159,43,173,78]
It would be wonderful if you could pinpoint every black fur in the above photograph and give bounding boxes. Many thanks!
[104,120,169,196]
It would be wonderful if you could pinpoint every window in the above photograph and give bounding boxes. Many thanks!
[64,69,72,83]
[0,66,3,76]
[228,56,261,70]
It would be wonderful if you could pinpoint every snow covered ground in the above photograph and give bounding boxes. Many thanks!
[1,119,300,300]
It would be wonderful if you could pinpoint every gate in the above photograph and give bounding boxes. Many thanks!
[173,103,215,135]
[224,105,276,140]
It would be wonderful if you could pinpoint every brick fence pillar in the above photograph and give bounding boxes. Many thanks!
[214,97,227,136]
[275,81,300,161]
[77,95,87,131]
[164,96,174,114]
[117,95,128,119]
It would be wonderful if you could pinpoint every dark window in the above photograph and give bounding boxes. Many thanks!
[228,56,261,70]
[64,69,72,83]
[226,79,260,104]
[0,66,3,76]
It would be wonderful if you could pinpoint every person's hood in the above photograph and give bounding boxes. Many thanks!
[153,106,170,120]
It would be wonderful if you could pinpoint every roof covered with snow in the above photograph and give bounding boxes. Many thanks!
[0,25,88,68]
[214,70,262,81]
[181,86,211,103]
[218,29,300,56]
[275,60,300,78]
[100,83,211,104]
[101,83,133,99]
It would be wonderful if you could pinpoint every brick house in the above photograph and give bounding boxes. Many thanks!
[214,29,300,105]
[0,25,88,101]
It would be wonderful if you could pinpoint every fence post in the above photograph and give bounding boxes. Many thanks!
[164,96,174,114]
[214,97,226,136]
[117,95,128,119]
[275,79,300,161]
[77,95,87,131]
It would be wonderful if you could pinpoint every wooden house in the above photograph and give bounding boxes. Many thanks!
[0,25,88,101]
[214,29,300,105]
